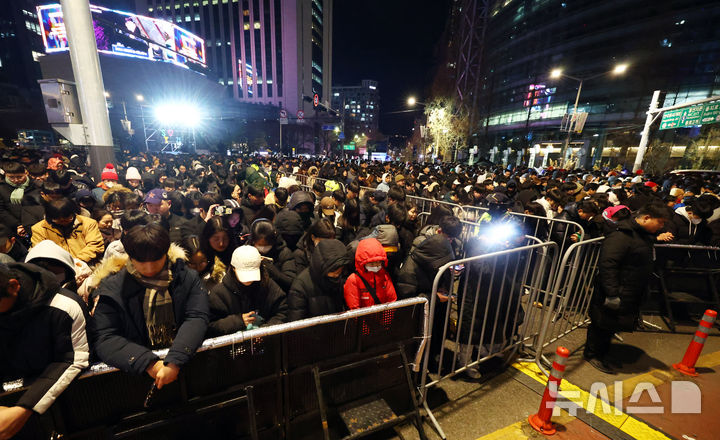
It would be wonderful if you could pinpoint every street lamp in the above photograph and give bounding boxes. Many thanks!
[407,96,416,106]
[135,94,144,102]
[550,63,628,165]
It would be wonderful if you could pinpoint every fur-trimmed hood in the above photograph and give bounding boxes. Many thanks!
[87,242,187,291]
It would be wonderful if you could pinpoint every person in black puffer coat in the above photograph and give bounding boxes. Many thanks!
[248,219,297,291]
[585,203,671,374]
[292,218,336,274]
[207,246,287,336]
[287,239,352,321]
[91,224,209,387]
[395,227,457,300]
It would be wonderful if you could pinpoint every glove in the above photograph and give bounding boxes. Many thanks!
[603,296,621,311]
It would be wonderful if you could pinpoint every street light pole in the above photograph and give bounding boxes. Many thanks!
[59,0,114,178]
[562,79,583,164]
[552,64,627,167]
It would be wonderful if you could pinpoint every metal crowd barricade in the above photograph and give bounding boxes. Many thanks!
[2,299,428,440]
[418,241,558,439]
[652,243,720,332]
[406,194,466,219]
[533,237,604,374]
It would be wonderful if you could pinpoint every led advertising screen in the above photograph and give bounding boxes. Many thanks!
[37,4,206,69]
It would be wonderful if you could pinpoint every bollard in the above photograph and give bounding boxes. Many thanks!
[528,346,570,435]
[673,309,717,377]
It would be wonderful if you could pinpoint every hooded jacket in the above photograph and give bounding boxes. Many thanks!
[0,179,43,230]
[665,206,713,245]
[30,215,105,264]
[287,239,351,321]
[0,263,90,414]
[207,271,288,336]
[344,238,396,309]
[591,219,654,332]
[90,243,209,375]
[261,239,297,291]
[396,234,455,299]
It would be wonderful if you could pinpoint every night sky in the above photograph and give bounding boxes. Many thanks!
[332,0,450,135]
[94,0,450,136]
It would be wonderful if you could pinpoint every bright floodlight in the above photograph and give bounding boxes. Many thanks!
[550,68,563,79]
[407,96,417,106]
[154,103,203,128]
[613,63,628,74]
[136,94,144,102]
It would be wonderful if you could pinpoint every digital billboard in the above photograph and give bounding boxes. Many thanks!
[37,4,206,70]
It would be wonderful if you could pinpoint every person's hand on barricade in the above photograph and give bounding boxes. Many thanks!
[656,232,674,242]
[0,406,32,440]
[242,311,257,327]
[436,289,450,303]
[154,363,180,389]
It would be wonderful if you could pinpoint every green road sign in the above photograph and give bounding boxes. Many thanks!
[660,100,720,130]
[343,144,355,151]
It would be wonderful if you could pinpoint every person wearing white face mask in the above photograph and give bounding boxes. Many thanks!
[660,197,714,245]
[343,238,397,309]
[249,219,297,291]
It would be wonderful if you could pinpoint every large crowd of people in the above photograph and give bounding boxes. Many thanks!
[1,148,719,437]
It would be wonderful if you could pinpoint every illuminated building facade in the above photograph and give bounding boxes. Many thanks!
[135,0,333,116]
[448,0,720,167]
[331,80,379,137]
[0,0,48,137]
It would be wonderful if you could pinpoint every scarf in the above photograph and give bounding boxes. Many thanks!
[6,177,29,205]
[126,260,175,349]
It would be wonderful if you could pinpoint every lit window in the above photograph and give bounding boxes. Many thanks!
[203,1,209,5]
[227,41,231,45]
[175,3,180,8]
[228,80,233,85]
[184,2,190,7]
[219,79,225,84]
[185,15,191,21]
[195,13,200,20]
[243,23,250,30]
[254,22,261,29]
[148,7,154,11]
[217,40,222,46]
[193,2,199,6]
[333,93,339,97]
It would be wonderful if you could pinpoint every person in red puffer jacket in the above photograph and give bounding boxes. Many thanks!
[344,238,397,309]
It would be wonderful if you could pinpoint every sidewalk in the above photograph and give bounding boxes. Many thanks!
[386,325,720,440]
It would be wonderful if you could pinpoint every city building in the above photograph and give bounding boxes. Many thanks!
[135,0,333,116]
[444,0,720,169]
[0,0,49,139]
[331,80,380,138]
[36,3,277,153]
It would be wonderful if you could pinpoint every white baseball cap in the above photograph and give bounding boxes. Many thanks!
[231,246,262,283]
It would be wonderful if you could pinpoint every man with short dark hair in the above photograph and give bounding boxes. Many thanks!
[0,161,43,239]
[144,188,189,245]
[31,198,104,264]
[92,224,209,389]
[0,262,90,439]
[585,202,672,374]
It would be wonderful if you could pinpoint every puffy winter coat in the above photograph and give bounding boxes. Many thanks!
[344,238,397,309]
[0,263,90,414]
[260,239,297,291]
[31,215,105,264]
[396,234,456,299]
[207,270,288,336]
[287,239,351,321]
[91,243,209,374]
[665,206,713,245]
[590,219,654,332]
[0,180,43,230]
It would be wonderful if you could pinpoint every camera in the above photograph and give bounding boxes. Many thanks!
[214,206,232,216]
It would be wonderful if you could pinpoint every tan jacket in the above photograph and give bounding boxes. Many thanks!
[31,215,105,263]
